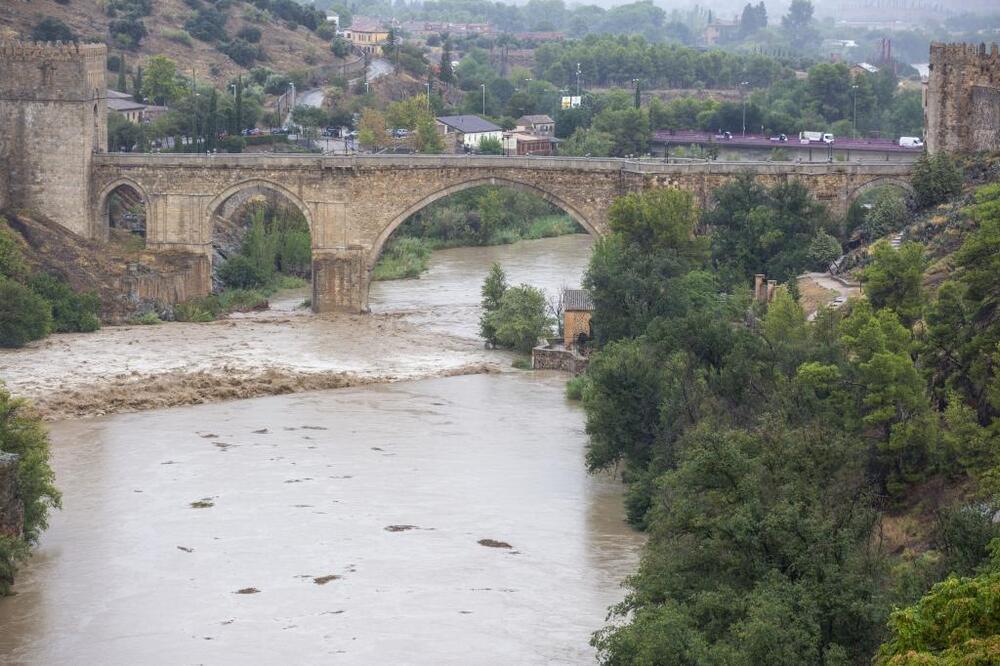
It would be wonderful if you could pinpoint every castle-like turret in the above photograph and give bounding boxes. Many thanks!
[925,42,1000,155]
[0,40,107,235]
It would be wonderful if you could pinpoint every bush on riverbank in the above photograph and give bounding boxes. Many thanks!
[173,288,269,322]
[372,238,433,281]
[0,385,61,595]
[0,219,102,347]
[479,264,553,354]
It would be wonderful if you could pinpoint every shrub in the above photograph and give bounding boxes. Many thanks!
[565,375,588,400]
[220,39,262,67]
[217,254,271,289]
[0,385,62,595]
[185,7,228,43]
[477,136,503,155]
[108,18,148,49]
[173,296,220,322]
[31,17,77,43]
[126,312,162,325]
[27,274,101,333]
[912,152,963,208]
[0,221,27,281]
[161,28,193,47]
[216,288,268,312]
[372,237,432,280]
[220,135,246,153]
[863,189,908,240]
[0,278,53,348]
[106,54,122,72]
[236,26,262,43]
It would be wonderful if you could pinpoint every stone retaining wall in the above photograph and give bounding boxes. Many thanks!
[532,343,589,374]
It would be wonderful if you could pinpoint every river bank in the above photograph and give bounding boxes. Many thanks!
[0,235,595,420]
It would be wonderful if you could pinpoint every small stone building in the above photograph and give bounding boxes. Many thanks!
[563,289,593,348]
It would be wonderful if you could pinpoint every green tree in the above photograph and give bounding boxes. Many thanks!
[558,127,613,157]
[415,117,443,153]
[357,108,389,151]
[116,53,127,93]
[479,262,508,346]
[0,384,61,595]
[876,540,1000,665]
[133,65,143,101]
[862,241,927,327]
[592,107,649,157]
[27,274,100,333]
[31,17,76,43]
[485,284,553,354]
[331,37,352,57]
[141,55,181,106]
[439,41,454,84]
[863,188,909,240]
[807,230,842,269]
[912,153,964,209]
[781,0,818,51]
[0,278,53,348]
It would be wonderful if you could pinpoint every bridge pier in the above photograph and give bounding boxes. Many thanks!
[312,249,368,313]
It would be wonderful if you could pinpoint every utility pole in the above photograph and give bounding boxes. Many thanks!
[481,83,486,116]
[576,62,581,97]
[851,84,859,139]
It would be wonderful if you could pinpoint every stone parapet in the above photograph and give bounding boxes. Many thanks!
[532,343,589,374]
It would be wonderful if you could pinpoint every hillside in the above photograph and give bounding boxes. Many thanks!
[0,0,349,86]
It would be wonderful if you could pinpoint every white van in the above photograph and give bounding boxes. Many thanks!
[899,136,924,148]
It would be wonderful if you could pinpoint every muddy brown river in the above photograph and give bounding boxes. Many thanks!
[0,234,643,664]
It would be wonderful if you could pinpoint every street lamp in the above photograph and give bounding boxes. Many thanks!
[740,80,750,137]
[481,83,486,116]
[426,81,431,111]
[576,62,581,96]
[229,83,236,100]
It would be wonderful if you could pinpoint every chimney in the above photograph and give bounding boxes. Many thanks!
[767,280,777,303]
[754,274,765,302]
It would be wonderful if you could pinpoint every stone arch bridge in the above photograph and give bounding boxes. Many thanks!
[90,154,914,313]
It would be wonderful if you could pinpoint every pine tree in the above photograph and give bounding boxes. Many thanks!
[117,53,127,93]
[133,65,143,101]
[439,41,454,84]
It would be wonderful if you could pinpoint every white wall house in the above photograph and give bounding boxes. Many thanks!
[435,115,503,151]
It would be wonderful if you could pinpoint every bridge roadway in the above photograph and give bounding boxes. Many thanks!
[90,153,915,312]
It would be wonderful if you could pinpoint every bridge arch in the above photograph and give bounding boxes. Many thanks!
[96,176,150,241]
[205,178,316,234]
[368,176,601,267]
[847,177,916,208]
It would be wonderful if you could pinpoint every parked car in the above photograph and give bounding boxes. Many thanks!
[392,128,410,138]
[770,133,788,142]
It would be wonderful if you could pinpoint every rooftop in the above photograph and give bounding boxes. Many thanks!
[107,97,146,112]
[436,115,502,134]
[107,89,134,100]
[518,114,555,125]
[564,289,593,312]
[348,17,385,33]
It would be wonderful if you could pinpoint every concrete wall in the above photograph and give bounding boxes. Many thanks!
[0,41,107,237]
[925,42,1000,154]
[532,343,589,374]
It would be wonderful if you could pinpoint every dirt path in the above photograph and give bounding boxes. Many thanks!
[797,272,862,319]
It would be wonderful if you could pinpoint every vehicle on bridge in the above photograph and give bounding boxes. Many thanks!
[800,131,835,144]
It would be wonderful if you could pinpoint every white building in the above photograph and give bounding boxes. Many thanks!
[435,115,503,151]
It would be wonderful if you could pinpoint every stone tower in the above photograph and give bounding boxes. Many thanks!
[0,40,107,236]
[925,42,1000,154]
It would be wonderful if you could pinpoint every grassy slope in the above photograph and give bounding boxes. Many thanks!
[0,0,347,87]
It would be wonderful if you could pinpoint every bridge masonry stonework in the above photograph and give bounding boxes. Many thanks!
[90,154,914,313]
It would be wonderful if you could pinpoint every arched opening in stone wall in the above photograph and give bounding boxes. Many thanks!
[843,181,916,251]
[208,183,313,308]
[103,182,147,246]
[367,180,595,338]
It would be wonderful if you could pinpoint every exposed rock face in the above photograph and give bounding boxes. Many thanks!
[0,453,23,540]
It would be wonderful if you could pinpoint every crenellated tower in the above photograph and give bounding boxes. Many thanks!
[0,40,107,236]
[925,42,1000,155]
